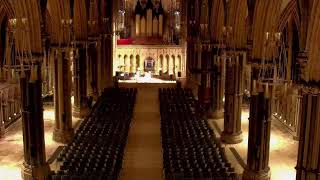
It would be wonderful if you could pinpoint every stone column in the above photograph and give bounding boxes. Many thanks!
[132,57,137,74]
[72,49,80,117]
[162,57,168,74]
[243,82,272,180]
[79,47,89,118]
[53,49,74,143]
[295,87,320,180]
[211,55,225,118]
[0,92,4,138]
[198,72,212,106]
[125,56,130,73]
[86,44,94,97]
[221,55,243,144]
[8,95,14,120]
[2,95,8,125]
[96,39,103,95]
[100,37,106,89]
[47,51,55,96]
[104,35,114,88]
[154,57,159,75]
[140,57,144,74]
[20,63,50,180]
[169,56,174,75]
[90,43,98,99]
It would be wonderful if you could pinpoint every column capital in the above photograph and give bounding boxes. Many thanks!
[301,85,320,95]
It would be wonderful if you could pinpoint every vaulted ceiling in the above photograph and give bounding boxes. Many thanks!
[0,0,320,80]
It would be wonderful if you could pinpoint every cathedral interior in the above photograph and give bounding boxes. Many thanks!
[0,0,319,180]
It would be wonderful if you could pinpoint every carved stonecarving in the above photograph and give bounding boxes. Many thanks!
[115,45,186,77]
[273,84,302,140]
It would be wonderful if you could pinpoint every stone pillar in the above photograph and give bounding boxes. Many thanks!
[221,55,243,144]
[104,36,114,88]
[72,49,80,117]
[169,56,174,75]
[8,95,14,120]
[89,43,98,99]
[211,55,225,118]
[125,56,130,73]
[20,63,50,180]
[198,72,211,106]
[100,37,106,89]
[47,51,55,96]
[132,58,137,74]
[163,57,168,74]
[96,39,103,95]
[295,87,320,180]
[79,47,89,118]
[2,95,8,125]
[53,50,74,144]
[154,58,159,75]
[0,92,4,138]
[87,44,94,97]
[243,82,272,180]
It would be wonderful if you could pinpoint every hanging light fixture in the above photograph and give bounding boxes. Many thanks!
[4,17,33,82]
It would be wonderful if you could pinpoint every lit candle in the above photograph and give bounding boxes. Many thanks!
[275,32,281,41]
[265,32,270,40]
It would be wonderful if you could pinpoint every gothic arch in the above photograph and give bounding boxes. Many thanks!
[227,0,248,49]
[9,0,43,53]
[252,0,283,60]
[210,0,225,42]
[47,0,71,45]
[278,0,300,33]
[130,55,134,72]
[305,0,320,81]
[0,0,14,22]
[136,55,140,68]
[73,0,88,39]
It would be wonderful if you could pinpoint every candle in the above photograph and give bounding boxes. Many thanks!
[265,32,270,40]
[275,32,281,41]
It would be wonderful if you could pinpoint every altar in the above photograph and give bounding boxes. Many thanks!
[113,44,186,79]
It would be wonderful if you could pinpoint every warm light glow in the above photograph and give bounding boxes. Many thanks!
[43,109,55,120]
[0,166,22,180]
[118,73,176,84]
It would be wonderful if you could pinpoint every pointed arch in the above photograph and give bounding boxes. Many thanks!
[210,0,225,42]
[278,0,300,33]
[305,0,320,81]
[252,0,282,60]
[227,0,248,49]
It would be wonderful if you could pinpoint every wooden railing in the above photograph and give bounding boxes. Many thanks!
[272,84,302,140]
[0,83,21,128]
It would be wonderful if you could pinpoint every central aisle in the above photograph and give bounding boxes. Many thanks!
[120,85,172,180]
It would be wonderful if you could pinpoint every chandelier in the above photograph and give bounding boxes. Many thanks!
[4,17,34,82]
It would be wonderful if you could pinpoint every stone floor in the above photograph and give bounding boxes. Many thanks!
[120,84,175,180]
[208,109,299,180]
[0,106,80,180]
[0,90,299,180]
